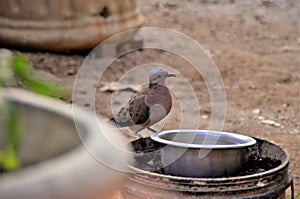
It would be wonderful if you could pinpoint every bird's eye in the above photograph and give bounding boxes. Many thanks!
[157,75,161,78]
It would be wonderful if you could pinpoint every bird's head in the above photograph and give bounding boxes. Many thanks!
[149,67,176,85]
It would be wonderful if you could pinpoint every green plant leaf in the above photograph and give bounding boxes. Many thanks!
[1,51,65,171]
[1,145,21,171]
[22,76,65,98]
[1,104,22,171]
[10,53,65,98]
[7,104,20,150]
[11,54,32,78]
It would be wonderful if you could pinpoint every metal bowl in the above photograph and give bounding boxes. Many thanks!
[151,130,257,177]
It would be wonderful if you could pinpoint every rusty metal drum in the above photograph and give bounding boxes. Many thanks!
[122,137,292,199]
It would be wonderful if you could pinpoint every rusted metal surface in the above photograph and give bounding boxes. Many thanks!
[121,137,292,199]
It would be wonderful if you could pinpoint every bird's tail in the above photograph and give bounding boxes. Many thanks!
[109,118,119,127]
[108,117,134,128]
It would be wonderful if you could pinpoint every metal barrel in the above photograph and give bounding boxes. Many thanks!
[122,137,292,199]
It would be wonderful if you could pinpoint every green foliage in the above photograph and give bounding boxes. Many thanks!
[0,50,65,171]
[11,53,64,98]
[0,104,21,171]
[11,53,32,79]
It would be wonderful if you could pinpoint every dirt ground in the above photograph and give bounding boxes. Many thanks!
[17,0,299,196]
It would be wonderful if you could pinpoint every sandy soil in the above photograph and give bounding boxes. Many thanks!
[20,0,299,196]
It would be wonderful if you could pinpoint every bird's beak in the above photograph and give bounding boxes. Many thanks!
[166,73,176,77]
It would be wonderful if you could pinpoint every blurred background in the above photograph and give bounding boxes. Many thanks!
[0,0,299,198]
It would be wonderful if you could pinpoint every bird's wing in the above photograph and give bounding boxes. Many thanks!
[128,94,150,125]
[112,103,132,127]
[113,92,150,127]
[112,84,172,129]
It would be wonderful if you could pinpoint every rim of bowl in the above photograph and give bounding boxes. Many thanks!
[150,129,257,149]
